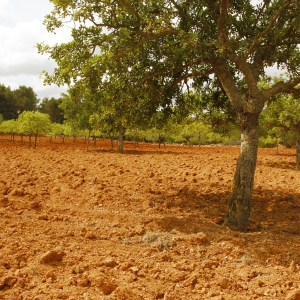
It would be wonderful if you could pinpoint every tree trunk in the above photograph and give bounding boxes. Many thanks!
[296,121,300,170]
[34,132,38,148]
[118,126,126,153]
[110,137,114,149]
[73,136,76,149]
[85,131,91,151]
[224,112,260,231]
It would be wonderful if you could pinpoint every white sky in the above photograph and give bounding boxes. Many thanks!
[0,0,70,100]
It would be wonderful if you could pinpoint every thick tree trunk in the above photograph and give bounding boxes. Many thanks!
[296,122,300,170]
[118,126,126,153]
[224,112,260,231]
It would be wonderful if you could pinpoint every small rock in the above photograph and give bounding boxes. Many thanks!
[0,196,9,207]
[77,277,90,287]
[102,257,117,268]
[219,278,229,289]
[40,248,65,263]
[37,215,49,221]
[88,271,117,295]
[134,225,145,235]
[129,267,139,274]
[0,181,9,195]
[51,186,61,193]
[142,200,152,210]
[289,261,296,272]
[85,231,96,239]
[0,276,17,288]
[113,287,141,299]
[9,188,24,196]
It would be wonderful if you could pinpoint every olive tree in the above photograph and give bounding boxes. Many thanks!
[38,0,300,231]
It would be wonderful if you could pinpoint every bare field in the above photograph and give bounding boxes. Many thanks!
[1,136,300,299]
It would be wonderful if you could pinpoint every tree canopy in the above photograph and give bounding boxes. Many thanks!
[38,97,64,123]
[39,0,300,231]
[0,84,39,120]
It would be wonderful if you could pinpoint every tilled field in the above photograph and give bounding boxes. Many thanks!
[0,136,300,299]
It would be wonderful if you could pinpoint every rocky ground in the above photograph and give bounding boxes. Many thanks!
[0,135,300,300]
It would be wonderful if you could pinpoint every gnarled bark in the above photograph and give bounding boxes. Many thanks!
[224,112,260,231]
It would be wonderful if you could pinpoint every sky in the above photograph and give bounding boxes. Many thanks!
[0,0,71,100]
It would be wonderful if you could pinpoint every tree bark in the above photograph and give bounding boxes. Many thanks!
[118,126,126,153]
[296,121,300,170]
[34,132,38,148]
[110,137,114,149]
[29,134,32,148]
[224,112,260,231]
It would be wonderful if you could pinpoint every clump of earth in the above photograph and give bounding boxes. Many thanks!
[0,136,300,299]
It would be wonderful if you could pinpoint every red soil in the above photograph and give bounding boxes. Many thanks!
[0,135,300,300]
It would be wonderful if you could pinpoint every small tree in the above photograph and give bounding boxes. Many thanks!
[49,122,66,143]
[0,119,19,142]
[18,111,51,148]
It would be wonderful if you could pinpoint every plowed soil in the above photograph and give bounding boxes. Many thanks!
[1,135,300,300]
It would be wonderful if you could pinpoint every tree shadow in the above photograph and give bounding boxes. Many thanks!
[260,160,296,170]
[151,186,300,234]
[149,186,300,266]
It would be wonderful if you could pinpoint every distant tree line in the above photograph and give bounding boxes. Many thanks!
[0,83,64,123]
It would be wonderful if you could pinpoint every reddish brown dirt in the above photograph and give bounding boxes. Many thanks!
[1,135,300,300]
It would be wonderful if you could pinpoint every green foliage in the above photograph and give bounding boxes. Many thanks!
[0,84,17,120]
[258,135,278,148]
[0,119,19,134]
[259,93,300,148]
[0,84,39,120]
[50,122,66,136]
[14,86,38,114]
[18,111,51,135]
[39,97,64,123]
[0,114,3,124]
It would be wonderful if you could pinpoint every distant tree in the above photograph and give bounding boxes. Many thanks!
[39,97,64,123]
[18,111,51,148]
[260,94,300,169]
[49,123,66,143]
[0,84,17,120]
[13,86,38,113]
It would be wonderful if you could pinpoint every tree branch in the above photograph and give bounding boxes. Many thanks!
[264,77,300,99]
[245,0,292,59]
